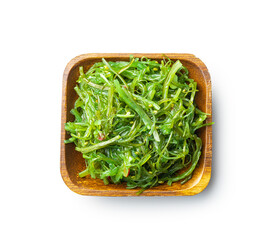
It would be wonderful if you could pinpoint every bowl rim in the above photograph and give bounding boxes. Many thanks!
[60,53,212,196]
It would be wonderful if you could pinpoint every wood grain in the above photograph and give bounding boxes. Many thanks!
[60,53,212,196]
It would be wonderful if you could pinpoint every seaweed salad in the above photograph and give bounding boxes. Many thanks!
[65,56,213,194]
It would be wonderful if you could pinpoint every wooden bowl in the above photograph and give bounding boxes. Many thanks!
[61,53,212,196]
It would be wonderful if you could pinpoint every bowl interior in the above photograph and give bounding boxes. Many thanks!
[62,54,211,196]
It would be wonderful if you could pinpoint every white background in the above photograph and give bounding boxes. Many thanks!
[1,0,269,239]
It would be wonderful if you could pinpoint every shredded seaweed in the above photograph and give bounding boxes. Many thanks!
[65,56,214,193]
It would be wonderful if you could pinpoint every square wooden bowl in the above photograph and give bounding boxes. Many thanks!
[61,53,212,196]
